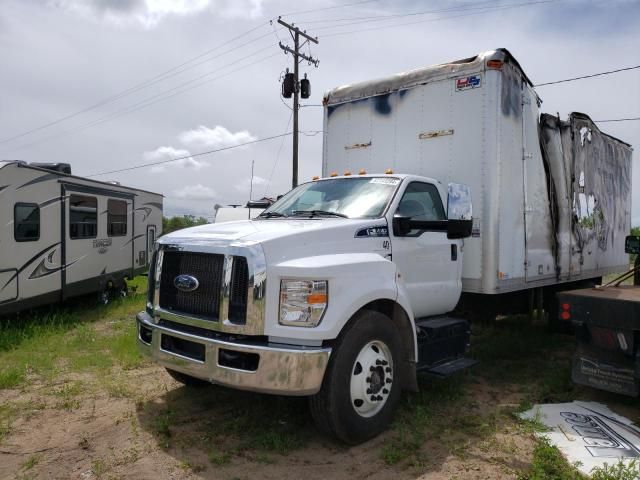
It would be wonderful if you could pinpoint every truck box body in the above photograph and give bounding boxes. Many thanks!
[323,49,632,295]
[0,161,163,315]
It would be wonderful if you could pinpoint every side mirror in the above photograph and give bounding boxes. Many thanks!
[246,200,272,209]
[447,183,473,239]
[392,214,412,237]
[626,235,640,255]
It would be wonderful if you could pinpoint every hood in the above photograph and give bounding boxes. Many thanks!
[160,218,390,263]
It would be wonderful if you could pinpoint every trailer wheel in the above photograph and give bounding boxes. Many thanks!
[309,310,402,444]
[165,368,210,387]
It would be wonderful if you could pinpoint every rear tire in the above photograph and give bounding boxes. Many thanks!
[309,310,403,444]
[165,368,210,387]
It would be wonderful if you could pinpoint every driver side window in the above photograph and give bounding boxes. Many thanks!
[397,182,446,221]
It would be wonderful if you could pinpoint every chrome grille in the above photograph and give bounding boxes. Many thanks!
[228,256,249,324]
[159,251,224,319]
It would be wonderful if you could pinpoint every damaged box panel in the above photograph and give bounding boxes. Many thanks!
[322,48,632,294]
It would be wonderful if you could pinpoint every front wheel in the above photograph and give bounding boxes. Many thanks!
[309,310,402,444]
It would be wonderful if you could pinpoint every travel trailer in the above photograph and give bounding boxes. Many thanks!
[0,161,163,315]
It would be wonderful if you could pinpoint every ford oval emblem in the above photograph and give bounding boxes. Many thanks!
[174,274,199,292]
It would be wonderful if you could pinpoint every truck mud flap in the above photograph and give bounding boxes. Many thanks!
[572,345,639,397]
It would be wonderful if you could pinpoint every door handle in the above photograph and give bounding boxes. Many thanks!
[451,244,457,261]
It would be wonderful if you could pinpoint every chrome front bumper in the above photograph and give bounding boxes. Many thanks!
[136,311,331,396]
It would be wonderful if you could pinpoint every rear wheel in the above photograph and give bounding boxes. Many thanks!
[309,310,402,444]
[165,368,210,387]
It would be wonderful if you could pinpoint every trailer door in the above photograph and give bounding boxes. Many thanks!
[63,187,133,295]
[521,84,556,283]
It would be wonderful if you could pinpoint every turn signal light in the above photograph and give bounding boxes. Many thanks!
[561,302,570,321]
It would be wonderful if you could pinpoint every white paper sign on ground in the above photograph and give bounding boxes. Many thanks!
[521,401,640,476]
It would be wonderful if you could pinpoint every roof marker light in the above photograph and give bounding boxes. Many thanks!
[344,171,351,176]
[385,169,393,174]
[359,169,366,175]
[312,176,320,181]
[330,172,338,177]
[487,59,503,70]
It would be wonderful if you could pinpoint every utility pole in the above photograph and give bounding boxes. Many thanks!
[277,17,319,188]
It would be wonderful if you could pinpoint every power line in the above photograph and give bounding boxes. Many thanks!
[85,132,293,177]
[307,0,514,28]
[6,49,280,153]
[264,111,293,197]
[535,65,640,86]
[594,117,640,123]
[318,0,556,38]
[0,22,274,145]
[280,0,379,17]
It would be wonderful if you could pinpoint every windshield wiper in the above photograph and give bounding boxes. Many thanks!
[291,210,348,218]
[257,211,288,218]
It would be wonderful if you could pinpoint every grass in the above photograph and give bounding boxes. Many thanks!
[0,276,147,391]
[0,279,631,478]
[518,438,584,480]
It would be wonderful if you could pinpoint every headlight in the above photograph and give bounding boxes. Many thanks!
[279,279,328,327]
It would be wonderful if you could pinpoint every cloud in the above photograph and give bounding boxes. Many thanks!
[143,146,207,173]
[173,183,217,200]
[234,175,267,194]
[179,125,256,150]
[50,0,263,27]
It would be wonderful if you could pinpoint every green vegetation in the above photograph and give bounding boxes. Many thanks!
[591,459,640,480]
[0,276,147,391]
[519,438,584,480]
[162,215,208,235]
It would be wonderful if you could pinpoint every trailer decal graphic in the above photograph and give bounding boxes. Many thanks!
[16,173,59,190]
[29,250,61,279]
[1,242,61,291]
[455,75,481,91]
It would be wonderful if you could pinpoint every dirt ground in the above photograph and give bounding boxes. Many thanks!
[2,301,639,480]
[1,365,539,480]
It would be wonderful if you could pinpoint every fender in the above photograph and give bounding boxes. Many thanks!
[264,253,402,341]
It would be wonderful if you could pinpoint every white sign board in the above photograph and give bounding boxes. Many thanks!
[521,401,640,476]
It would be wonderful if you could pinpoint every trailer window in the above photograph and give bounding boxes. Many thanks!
[14,203,40,241]
[107,199,127,237]
[69,195,97,239]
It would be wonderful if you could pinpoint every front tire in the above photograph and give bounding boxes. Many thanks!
[309,310,402,444]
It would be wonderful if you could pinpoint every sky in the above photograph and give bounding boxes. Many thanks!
[1,0,639,222]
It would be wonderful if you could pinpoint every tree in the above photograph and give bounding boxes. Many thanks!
[162,215,208,235]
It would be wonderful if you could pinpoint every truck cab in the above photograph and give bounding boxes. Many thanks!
[137,173,473,443]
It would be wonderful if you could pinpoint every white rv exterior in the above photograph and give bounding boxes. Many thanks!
[323,48,632,295]
[0,161,163,315]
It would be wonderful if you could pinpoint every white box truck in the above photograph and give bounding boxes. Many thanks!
[137,49,632,443]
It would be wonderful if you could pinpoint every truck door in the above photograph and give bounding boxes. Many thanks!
[390,181,460,318]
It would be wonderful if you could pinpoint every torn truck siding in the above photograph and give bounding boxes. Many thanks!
[539,112,632,277]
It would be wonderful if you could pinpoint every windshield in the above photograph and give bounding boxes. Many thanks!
[261,177,401,219]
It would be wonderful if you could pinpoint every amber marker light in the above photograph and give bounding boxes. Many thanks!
[307,293,328,304]
[344,171,351,176]
[312,176,320,181]
[330,172,338,177]
[385,169,393,174]
[359,169,366,175]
